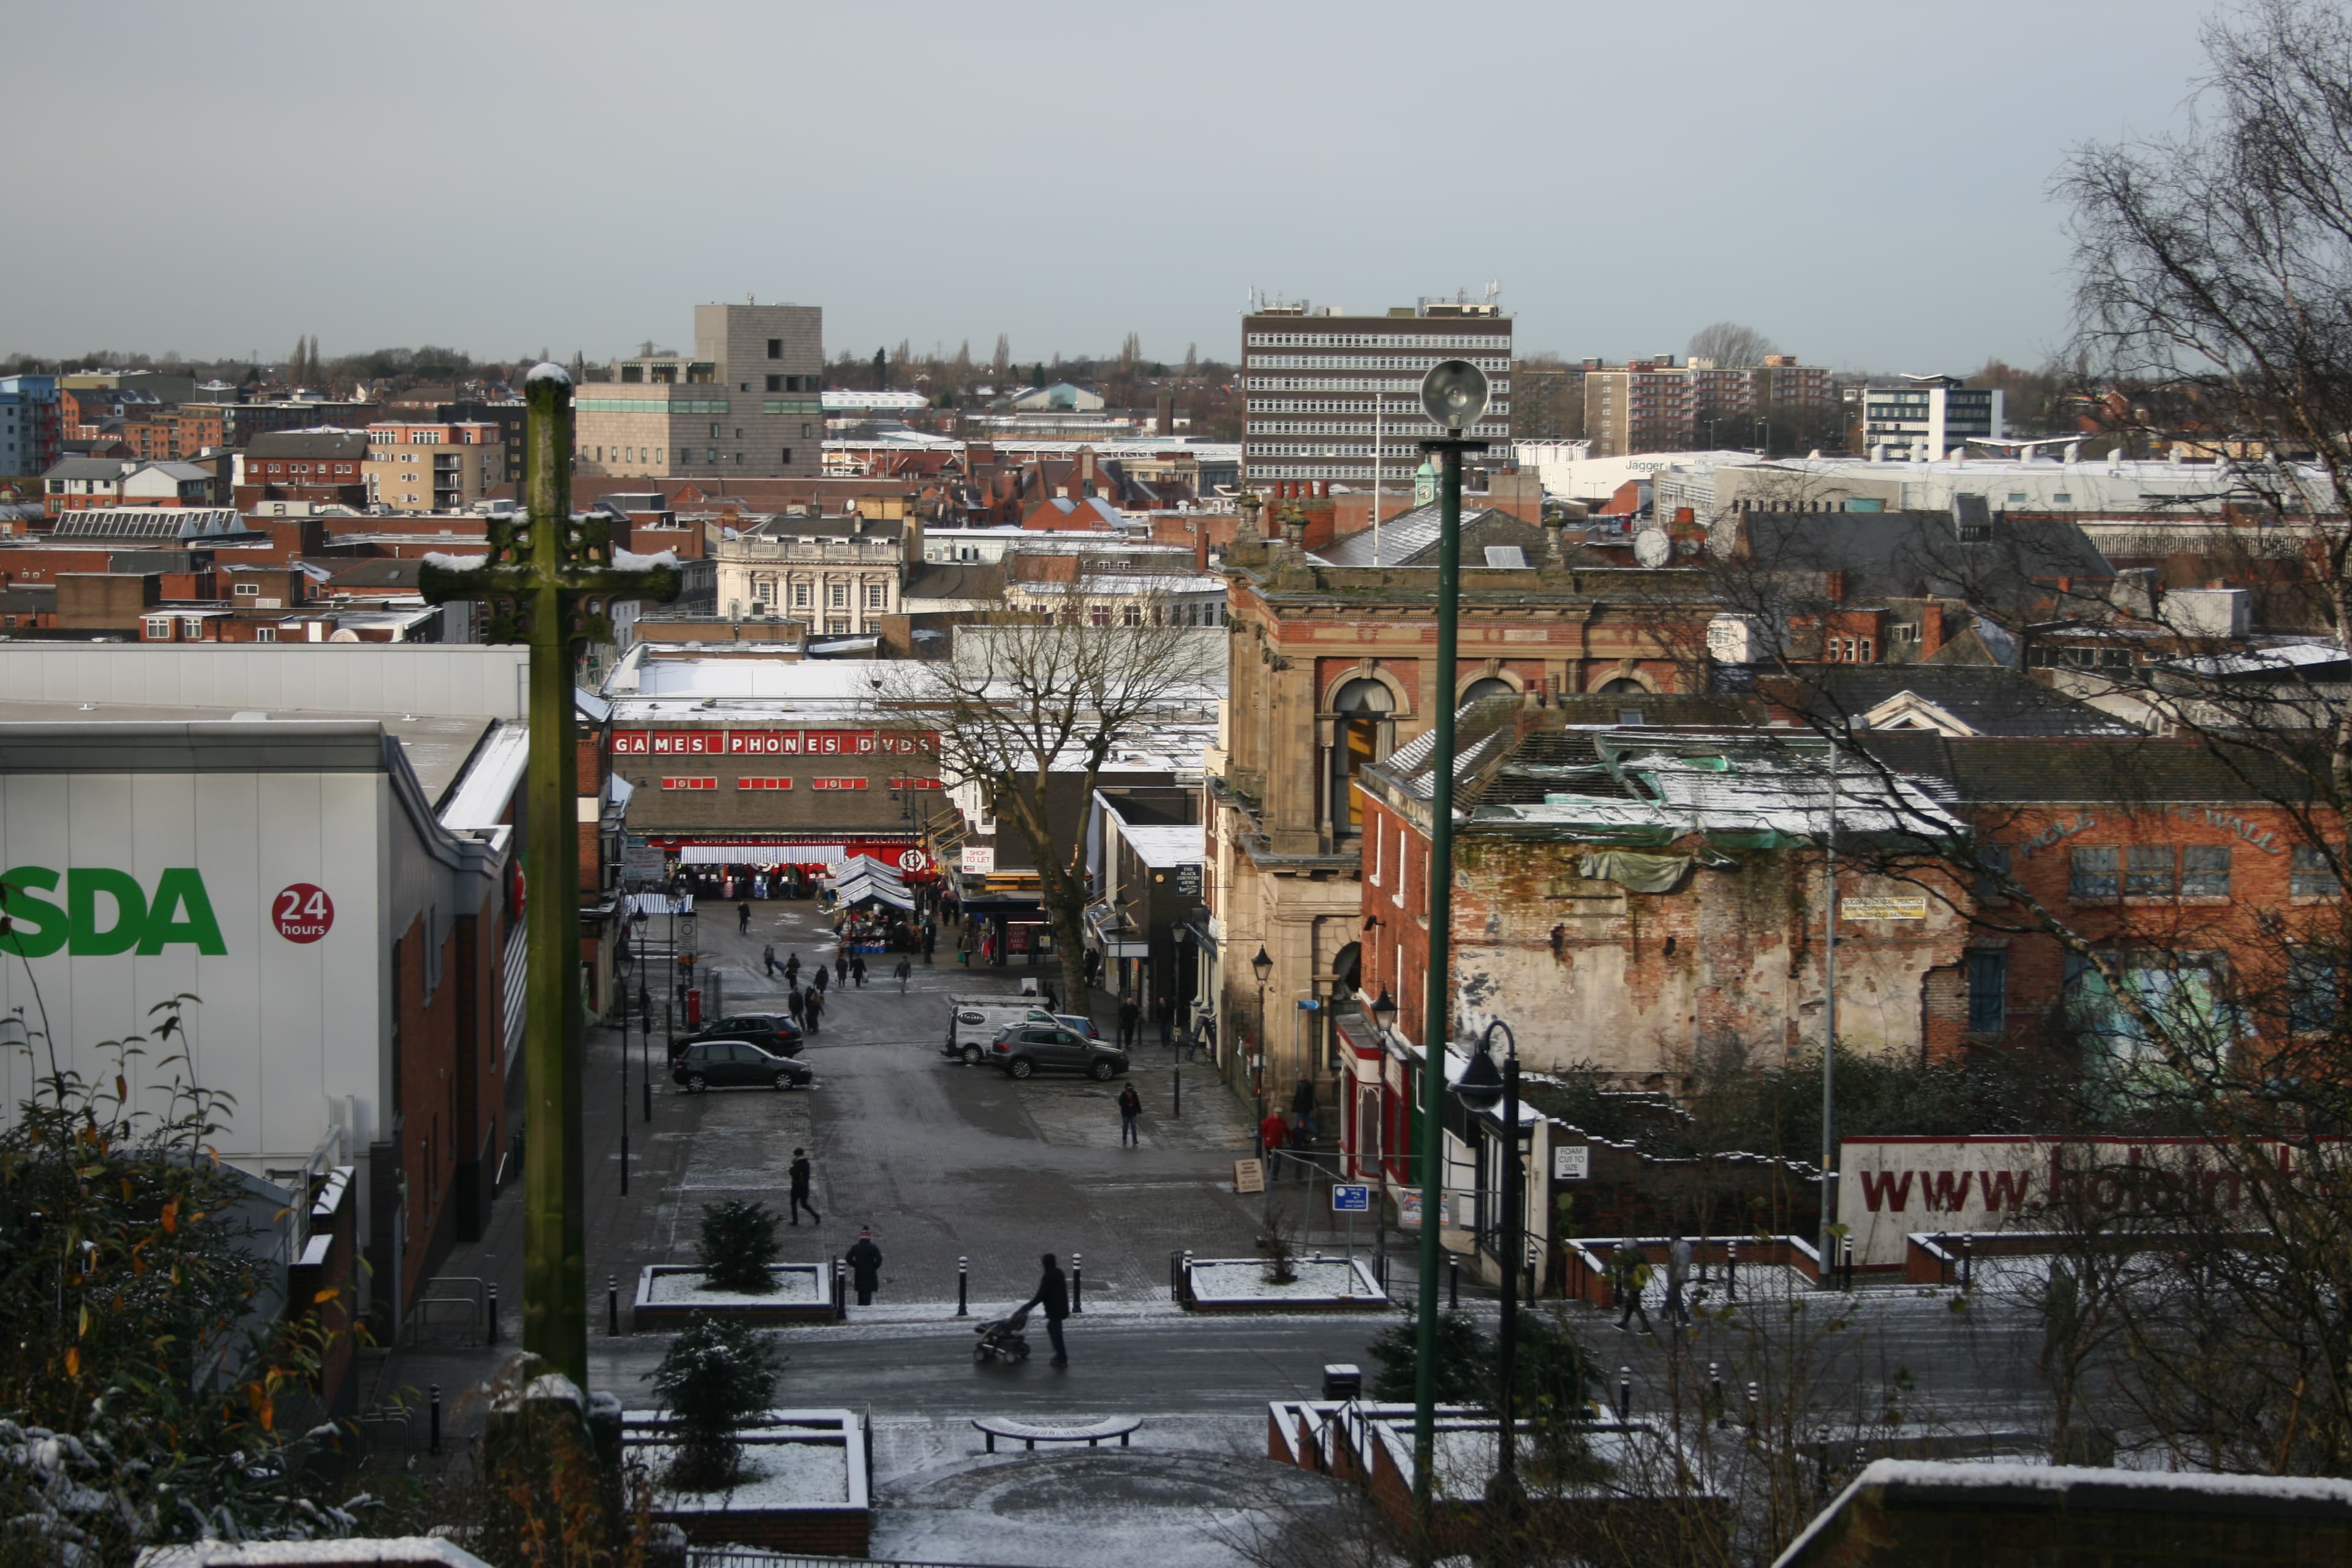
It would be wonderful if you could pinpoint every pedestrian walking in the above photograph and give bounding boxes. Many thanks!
[1666,1232,1694,1329]
[1083,949,1102,993]
[850,954,867,989]
[738,901,751,935]
[789,1148,821,1227]
[922,919,937,964]
[1039,979,1058,1013]
[835,952,849,987]
[1611,1237,1654,1335]
[1290,1074,1319,1143]
[846,1227,883,1306]
[1259,1109,1289,1178]
[763,943,776,978]
[1020,1254,1071,1366]
[785,952,801,985]
[812,964,829,995]
[1156,995,1174,1049]
[1117,995,1140,1049]
[893,957,911,993]
[1117,1081,1142,1146]
[786,986,805,1028]
[804,987,824,1033]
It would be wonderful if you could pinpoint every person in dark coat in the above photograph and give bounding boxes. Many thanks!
[1039,979,1058,1013]
[893,957,912,992]
[812,963,829,995]
[1291,1074,1319,1142]
[1084,949,1102,992]
[850,954,867,988]
[789,1148,820,1227]
[1117,995,1140,1049]
[737,901,751,934]
[922,920,937,963]
[763,942,776,978]
[786,986,805,1027]
[804,987,824,1034]
[1117,1082,1142,1146]
[785,952,801,984]
[1156,995,1174,1049]
[835,952,850,987]
[846,1227,883,1306]
[1020,1253,1071,1366]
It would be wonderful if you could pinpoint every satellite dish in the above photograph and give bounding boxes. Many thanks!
[1635,530,1672,567]
[1419,360,1491,432]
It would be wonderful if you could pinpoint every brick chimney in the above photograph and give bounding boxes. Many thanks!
[1920,601,1944,657]
[1824,569,1846,604]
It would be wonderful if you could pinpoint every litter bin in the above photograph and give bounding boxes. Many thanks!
[1322,1363,1362,1401]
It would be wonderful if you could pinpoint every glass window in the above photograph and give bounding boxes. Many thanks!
[2180,844,2231,897]
[2292,844,2337,898]
[1967,950,2007,1033]
[2070,846,2119,899]
[2290,951,2339,1033]
[2125,845,2174,896]
[1975,842,2012,901]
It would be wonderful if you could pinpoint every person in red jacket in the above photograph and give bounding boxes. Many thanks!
[1259,1110,1289,1180]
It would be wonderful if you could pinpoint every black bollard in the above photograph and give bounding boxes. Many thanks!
[1709,1361,1724,1428]
[957,1257,969,1317]
[486,1283,499,1345]
[1172,1066,1181,1117]
[1842,1235,1855,1291]
[1449,1253,1460,1310]
[1615,1366,1631,1420]
[1815,1423,1832,1495]
[429,1383,442,1455]
[1747,1379,1760,1430]
[1071,1253,1084,1314]
[1962,1234,1975,1291]
[1727,1238,1739,1300]
[608,1274,619,1336]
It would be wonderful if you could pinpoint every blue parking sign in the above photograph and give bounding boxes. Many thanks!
[1332,1183,1371,1213]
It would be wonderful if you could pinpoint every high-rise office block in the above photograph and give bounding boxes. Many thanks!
[575,301,824,480]
[1240,301,1512,488]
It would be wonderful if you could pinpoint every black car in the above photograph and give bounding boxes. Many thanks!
[989,1022,1129,1081]
[672,1038,813,1092]
[674,1012,802,1061]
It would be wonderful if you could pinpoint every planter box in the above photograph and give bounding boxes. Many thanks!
[627,1408,869,1556]
[632,1265,836,1330]
[1178,1256,1389,1313]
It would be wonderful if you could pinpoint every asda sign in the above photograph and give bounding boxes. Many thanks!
[0,866,228,957]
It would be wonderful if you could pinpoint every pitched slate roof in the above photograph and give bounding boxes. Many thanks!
[1766,666,2143,737]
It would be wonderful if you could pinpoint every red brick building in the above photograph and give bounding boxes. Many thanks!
[235,429,371,510]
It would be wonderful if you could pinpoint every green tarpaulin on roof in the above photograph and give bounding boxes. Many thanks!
[1578,850,1692,894]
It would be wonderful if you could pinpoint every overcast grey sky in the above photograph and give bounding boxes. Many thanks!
[3,0,2223,373]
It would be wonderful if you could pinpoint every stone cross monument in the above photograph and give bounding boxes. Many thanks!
[421,364,678,1385]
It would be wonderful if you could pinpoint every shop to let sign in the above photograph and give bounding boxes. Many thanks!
[1841,895,1929,921]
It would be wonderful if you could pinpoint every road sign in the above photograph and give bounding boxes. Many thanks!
[1333,1183,1371,1213]
[1234,1158,1265,1194]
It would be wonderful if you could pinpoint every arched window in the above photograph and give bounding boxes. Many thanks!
[1597,676,1647,695]
[1330,678,1393,834]
[1461,676,1516,704]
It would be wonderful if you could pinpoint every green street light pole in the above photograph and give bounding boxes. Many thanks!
[1409,360,1490,1560]
[420,365,678,1388]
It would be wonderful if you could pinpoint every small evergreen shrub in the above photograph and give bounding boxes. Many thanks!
[647,1313,783,1491]
[696,1199,781,1294]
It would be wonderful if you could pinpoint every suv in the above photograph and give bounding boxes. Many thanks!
[942,996,1060,1065]
[676,1012,802,1061]
[990,1022,1128,1081]
[672,1038,813,1092]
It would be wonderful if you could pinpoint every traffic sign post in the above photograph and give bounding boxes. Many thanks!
[1334,1183,1370,1277]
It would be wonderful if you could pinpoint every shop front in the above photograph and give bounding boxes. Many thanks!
[641,837,939,902]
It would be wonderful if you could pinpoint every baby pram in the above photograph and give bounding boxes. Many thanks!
[973,1306,1032,1364]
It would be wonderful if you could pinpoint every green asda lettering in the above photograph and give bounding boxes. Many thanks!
[0,866,227,957]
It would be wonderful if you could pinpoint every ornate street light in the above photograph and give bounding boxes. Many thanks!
[1452,1020,1525,1521]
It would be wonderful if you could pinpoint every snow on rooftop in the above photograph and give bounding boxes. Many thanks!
[437,720,528,830]
[1117,823,1204,868]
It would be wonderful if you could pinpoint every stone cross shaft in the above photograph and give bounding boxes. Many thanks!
[419,364,677,1388]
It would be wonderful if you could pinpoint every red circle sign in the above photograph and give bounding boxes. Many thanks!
[273,883,334,943]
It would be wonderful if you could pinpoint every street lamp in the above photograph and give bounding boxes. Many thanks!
[1453,1020,1524,1520]
[1409,358,1490,1561]
[1370,986,1398,1038]
[1251,946,1273,1138]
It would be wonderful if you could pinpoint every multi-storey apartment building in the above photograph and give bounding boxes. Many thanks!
[0,375,60,477]
[1241,301,1512,488]
[363,422,505,513]
[1583,359,1695,456]
[575,302,824,481]
[1859,375,2004,460]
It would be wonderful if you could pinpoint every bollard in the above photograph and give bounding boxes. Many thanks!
[429,1383,442,1455]
[1842,1235,1855,1291]
[486,1283,499,1346]
[1815,1423,1832,1495]
[608,1275,619,1336]
[1747,1380,1760,1430]
[1071,1253,1084,1314]
[1709,1361,1724,1428]
[957,1257,970,1317]
[1449,1253,1460,1310]
[834,1257,847,1320]
[1615,1366,1631,1420]
[1726,1239,1738,1300]
[1172,1065,1181,1117]
[1961,1234,1975,1291]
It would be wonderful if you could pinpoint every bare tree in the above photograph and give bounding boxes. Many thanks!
[1686,322,1779,368]
[875,603,1207,1004]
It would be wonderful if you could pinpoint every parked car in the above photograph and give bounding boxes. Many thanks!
[675,1012,802,1061]
[989,1022,1129,1081]
[942,995,1060,1065]
[1054,1014,1101,1040]
[672,1038,813,1092]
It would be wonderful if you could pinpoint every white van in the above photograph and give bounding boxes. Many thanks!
[942,995,1058,1064]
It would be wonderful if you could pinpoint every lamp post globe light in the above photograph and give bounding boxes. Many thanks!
[1251,945,1274,1140]
[1408,359,1491,1558]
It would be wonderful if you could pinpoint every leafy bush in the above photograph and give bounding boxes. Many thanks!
[0,1000,361,1561]
[1368,1308,1494,1406]
[647,1314,782,1491]
[695,1200,781,1294]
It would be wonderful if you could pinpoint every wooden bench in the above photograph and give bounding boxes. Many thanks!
[972,1415,1142,1453]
